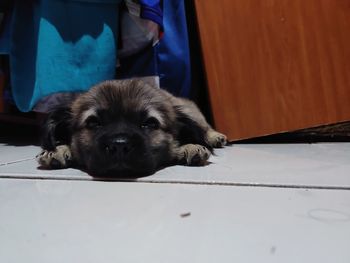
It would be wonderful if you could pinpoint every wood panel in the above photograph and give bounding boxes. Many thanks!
[195,0,350,140]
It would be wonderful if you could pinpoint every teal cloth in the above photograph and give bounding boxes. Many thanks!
[9,0,121,112]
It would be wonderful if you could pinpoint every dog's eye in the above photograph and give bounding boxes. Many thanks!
[141,117,160,130]
[85,116,101,129]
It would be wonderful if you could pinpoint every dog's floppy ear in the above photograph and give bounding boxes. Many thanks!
[41,106,72,151]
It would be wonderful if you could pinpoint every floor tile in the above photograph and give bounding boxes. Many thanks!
[152,143,350,188]
[0,143,349,188]
[0,179,349,263]
[0,144,38,165]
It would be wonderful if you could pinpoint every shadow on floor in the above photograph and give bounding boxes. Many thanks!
[0,122,40,146]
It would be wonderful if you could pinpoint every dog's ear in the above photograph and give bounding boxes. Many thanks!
[41,106,72,151]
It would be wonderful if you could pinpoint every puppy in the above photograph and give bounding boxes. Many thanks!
[37,80,227,177]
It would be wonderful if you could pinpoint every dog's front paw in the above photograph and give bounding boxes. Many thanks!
[36,145,72,169]
[206,129,227,148]
[177,144,211,166]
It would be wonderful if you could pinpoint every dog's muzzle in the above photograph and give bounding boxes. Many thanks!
[105,134,132,157]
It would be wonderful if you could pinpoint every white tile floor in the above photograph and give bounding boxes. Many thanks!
[1,143,350,262]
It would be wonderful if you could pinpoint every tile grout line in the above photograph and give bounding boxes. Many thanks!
[0,174,350,191]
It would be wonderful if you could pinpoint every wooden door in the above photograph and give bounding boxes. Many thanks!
[195,0,350,140]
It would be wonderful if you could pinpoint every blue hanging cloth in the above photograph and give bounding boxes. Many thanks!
[4,0,121,112]
[139,0,163,28]
[156,0,191,97]
[117,0,191,97]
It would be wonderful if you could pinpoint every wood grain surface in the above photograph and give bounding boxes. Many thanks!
[195,0,350,140]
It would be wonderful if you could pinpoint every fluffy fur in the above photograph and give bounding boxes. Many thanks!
[37,80,227,177]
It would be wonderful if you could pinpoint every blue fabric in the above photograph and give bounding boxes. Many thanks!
[156,0,190,97]
[139,0,163,28]
[8,0,121,112]
[118,0,191,97]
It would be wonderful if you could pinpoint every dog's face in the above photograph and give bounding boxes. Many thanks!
[69,80,176,176]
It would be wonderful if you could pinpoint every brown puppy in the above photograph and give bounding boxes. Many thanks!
[37,80,227,177]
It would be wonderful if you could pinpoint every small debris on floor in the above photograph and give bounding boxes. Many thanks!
[180,212,191,218]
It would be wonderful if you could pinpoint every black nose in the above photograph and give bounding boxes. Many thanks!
[105,134,131,156]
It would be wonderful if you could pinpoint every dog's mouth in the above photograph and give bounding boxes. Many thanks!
[94,169,154,179]
[88,163,156,178]
[85,152,157,178]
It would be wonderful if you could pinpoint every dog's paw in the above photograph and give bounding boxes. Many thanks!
[178,144,211,166]
[36,145,72,169]
[206,129,227,148]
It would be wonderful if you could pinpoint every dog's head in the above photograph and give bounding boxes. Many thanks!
[48,80,179,176]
